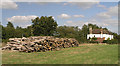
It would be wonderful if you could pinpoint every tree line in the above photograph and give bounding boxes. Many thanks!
[1,16,120,44]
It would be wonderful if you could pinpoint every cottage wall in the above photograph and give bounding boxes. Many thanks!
[87,34,113,40]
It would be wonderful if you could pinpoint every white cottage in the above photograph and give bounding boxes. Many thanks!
[87,27,113,42]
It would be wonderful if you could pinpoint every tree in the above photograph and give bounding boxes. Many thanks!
[116,34,120,44]
[56,26,78,38]
[31,16,58,36]
[7,22,14,28]
[15,26,32,38]
[88,23,99,29]
[56,26,81,43]
[2,22,16,42]
[81,24,89,43]
[0,24,2,42]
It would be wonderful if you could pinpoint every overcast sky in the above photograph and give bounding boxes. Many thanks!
[1,1,118,33]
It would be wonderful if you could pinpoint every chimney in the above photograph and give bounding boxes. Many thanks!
[89,26,92,34]
[101,29,103,34]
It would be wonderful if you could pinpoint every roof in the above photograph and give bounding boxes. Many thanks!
[92,29,112,34]
[92,29,101,34]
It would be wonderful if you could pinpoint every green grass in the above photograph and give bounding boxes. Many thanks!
[2,44,118,64]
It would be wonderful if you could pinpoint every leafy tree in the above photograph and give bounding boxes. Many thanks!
[32,16,58,36]
[116,34,120,44]
[81,24,89,43]
[0,24,2,43]
[88,23,99,29]
[103,28,108,30]
[1,19,120,44]
[7,22,14,28]
[2,22,15,39]
[15,26,32,37]
[56,26,81,43]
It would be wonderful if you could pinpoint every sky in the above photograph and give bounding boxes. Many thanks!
[0,1,119,34]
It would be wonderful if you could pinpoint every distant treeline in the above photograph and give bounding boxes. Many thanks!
[1,16,120,44]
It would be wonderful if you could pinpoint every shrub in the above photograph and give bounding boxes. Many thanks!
[92,37,97,41]
[107,39,118,44]
[103,40,107,43]
[2,39,9,43]
[103,39,118,44]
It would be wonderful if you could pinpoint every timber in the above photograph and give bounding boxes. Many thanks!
[2,36,79,53]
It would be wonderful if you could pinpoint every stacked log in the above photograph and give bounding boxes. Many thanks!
[2,36,79,53]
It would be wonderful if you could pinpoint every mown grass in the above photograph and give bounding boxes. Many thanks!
[2,44,118,64]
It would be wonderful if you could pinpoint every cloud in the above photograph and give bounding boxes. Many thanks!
[64,17,118,33]
[58,14,71,19]
[94,5,118,32]
[63,0,99,9]
[7,15,38,27]
[32,4,118,33]
[58,14,85,19]
[96,5,118,19]
[75,20,107,27]
[86,18,118,27]
[97,4,107,9]
[65,20,104,28]
[84,19,108,27]
[107,5,118,17]
[7,0,100,2]
[73,15,84,18]
[27,0,100,9]
[0,0,18,9]
[101,19,118,26]
[96,12,111,19]
[3,0,118,2]
[52,16,55,20]
[86,18,118,33]
[65,20,85,27]
[0,0,100,10]
[23,0,100,9]
[66,21,73,23]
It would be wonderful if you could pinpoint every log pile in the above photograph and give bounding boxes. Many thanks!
[2,36,79,53]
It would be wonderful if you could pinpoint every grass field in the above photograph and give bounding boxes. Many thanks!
[2,44,118,64]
